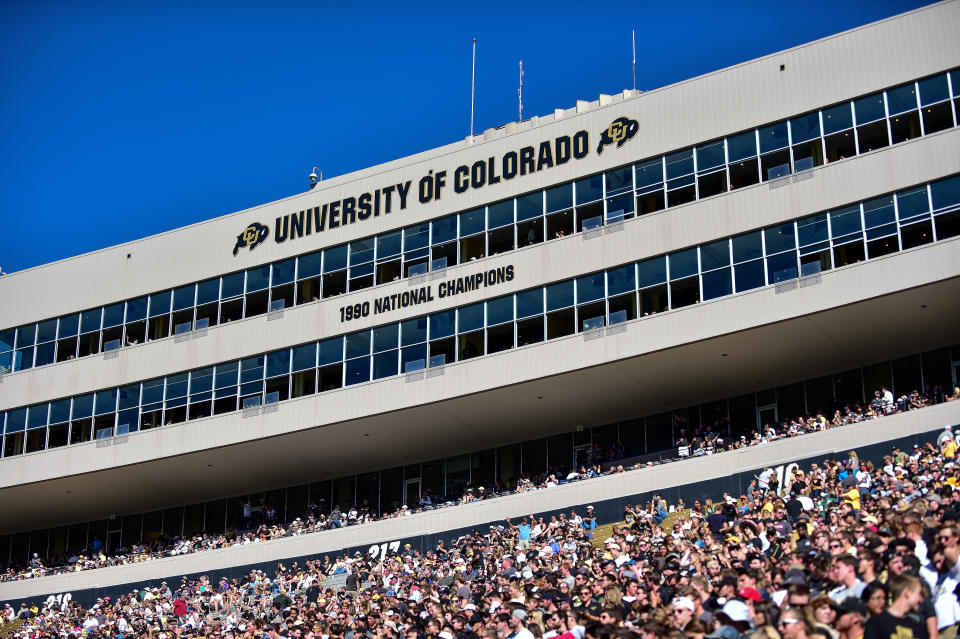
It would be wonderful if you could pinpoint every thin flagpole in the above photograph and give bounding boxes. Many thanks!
[632,30,636,91]
[470,38,477,138]
[518,60,524,122]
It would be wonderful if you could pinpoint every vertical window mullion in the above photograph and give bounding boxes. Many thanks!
[926,183,938,242]
[754,129,762,182]
[883,90,894,150]
[759,230,768,286]
[858,203,868,256]
[851,101,861,155]
[727,239,736,291]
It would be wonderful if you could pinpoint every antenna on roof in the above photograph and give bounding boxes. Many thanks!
[470,38,477,139]
[632,30,637,91]
[518,60,524,122]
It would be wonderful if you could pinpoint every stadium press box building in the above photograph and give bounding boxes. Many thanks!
[1,1,960,568]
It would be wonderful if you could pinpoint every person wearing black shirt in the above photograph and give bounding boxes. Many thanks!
[863,574,927,639]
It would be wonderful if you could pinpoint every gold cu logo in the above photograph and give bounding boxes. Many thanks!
[608,121,627,144]
[597,117,639,155]
[242,226,260,246]
[232,222,270,256]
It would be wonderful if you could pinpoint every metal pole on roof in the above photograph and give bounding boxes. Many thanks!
[470,38,477,139]
[632,30,637,92]
[518,60,524,122]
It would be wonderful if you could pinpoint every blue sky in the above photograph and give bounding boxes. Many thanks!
[0,0,927,274]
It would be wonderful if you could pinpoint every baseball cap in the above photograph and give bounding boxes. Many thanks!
[672,596,696,611]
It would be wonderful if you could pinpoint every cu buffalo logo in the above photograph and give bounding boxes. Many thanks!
[597,117,639,155]
[232,222,270,256]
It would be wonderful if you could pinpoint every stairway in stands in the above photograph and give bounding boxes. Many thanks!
[0,619,25,639]
[591,510,690,551]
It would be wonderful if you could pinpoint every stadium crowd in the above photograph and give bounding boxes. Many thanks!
[2,384,958,585]
[3,408,960,637]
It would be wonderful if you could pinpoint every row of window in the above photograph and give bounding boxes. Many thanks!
[3,68,959,374]
[2,175,959,459]
[3,344,957,563]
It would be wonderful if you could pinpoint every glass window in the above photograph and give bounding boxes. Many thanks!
[240,357,264,383]
[430,310,456,339]
[767,251,798,282]
[546,183,573,212]
[401,317,428,345]
[735,259,766,292]
[272,259,296,286]
[516,289,543,318]
[458,303,484,333]
[487,296,514,326]
[291,344,316,372]
[607,264,636,295]
[516,192,543,221]
[576,273,605,303]
[546,281,575,311]
[854,92,885,124]
[605,166,633,194]
[373,324,399,352]
[349,238,375,265]
[886,83,918,115]
[318,337,344,366]
[830,205,863,237]
[298,251,324,279]
[346,331,371,359]
[172,285,194,311]
[726,131,757,161]
[5,408,26,432]
[635,158,664,190]
[102,304,124,329]
[702,268,732,300]
[919,74,949,105]
[764,223,797,255]
[80,309,101,333]
[696,141,725,172]
[431,216,457,244]
[377,231,402,258]
[95,389,118,414]
[732,231,763,263]
[345,358,370,385]
[863,195,896,229]
[72,394,94,419]
[822,102,853,134]
[27,404,48,429]
[221,273,244,298]
[191,280,217,307]
[324,245,348,272]
[797,214,829,246]
[700,239,730,270]
[16,325,36,348]
[148,292,171,317]
[575,175,604,204]
[664,149,694,179]
[266,350,290,378]
[164,375,188,400]
[58,313,79,337]
[246,265,270,292]
[404,223,430,250]
[896,187,930,221]
[931,175,960,210]
[118,384,141,409]
[790,111,821,143]
[637,256,667,288]
[459,208,485,236]
[0,329,14,352]
[50,399,71,424]
[669,248,698,280]
[488,200,514,228]
[214,363,238,390]
[758,122,789,153]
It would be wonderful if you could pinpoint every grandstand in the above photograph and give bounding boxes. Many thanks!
[1,0,960,615]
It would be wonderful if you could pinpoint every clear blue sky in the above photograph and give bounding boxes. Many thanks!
[0,0,927,274]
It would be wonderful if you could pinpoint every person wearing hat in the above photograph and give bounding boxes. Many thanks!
[670,595,696,631]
